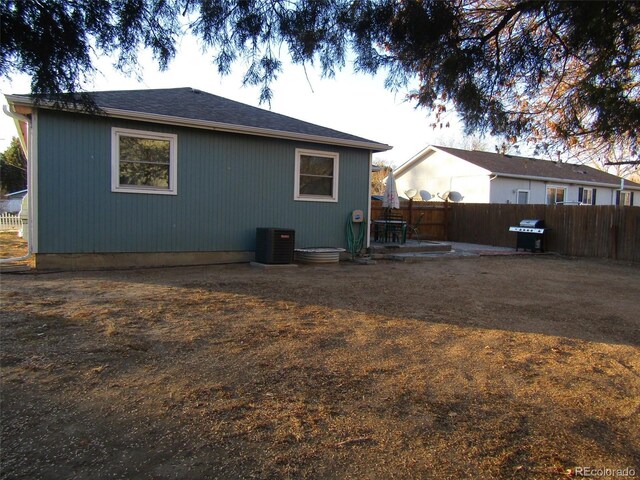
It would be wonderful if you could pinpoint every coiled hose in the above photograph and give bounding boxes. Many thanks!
[346,215,366,259]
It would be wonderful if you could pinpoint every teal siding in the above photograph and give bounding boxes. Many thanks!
[36,110,371,253]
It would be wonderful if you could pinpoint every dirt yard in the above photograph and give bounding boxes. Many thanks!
[1,240,639,479]
[0,232,32,270]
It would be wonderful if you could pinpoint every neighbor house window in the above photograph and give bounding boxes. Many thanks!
[517,190,529,204]
[618,191,633,206]
[546,186,567,205]
[111,128,177,195]
[579,187,595,205]
[294,149,339,202]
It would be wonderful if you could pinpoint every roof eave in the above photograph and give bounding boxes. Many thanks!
[106,107,393,152]
[393,145,437,176]
[5,94,392,153]
[392,142,640,189]
[491,172,640,190]
[394,145,495,177]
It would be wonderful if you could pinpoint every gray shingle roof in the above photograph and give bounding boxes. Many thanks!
[8,87,390,151]
[434,146,640,188]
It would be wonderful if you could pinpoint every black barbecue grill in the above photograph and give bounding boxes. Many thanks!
[509,219,549,252]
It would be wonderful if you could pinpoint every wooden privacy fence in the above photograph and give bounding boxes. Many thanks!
[448,204,640,262]
[371,199,450,241]
[371,201,639,261]
[0,212,22,232]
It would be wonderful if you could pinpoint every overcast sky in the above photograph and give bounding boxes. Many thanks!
[0,34,476,168]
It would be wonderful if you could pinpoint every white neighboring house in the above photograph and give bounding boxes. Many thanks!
[394,145,640,206]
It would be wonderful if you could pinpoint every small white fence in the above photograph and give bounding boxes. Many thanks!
[0,212,22,232]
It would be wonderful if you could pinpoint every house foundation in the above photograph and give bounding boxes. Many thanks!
[35,251,254,270]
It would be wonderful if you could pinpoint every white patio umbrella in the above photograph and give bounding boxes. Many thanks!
[382,171,400,209]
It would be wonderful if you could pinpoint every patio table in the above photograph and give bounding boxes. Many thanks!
[372,219,407,244]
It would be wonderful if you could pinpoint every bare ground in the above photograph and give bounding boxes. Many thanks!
[0,238,639,479]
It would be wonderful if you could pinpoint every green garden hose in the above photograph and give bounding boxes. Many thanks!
[346,214,366,259]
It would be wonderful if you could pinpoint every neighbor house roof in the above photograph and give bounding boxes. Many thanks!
[5,189,28,198]
[5,87,391,152]
[395,145,640,189]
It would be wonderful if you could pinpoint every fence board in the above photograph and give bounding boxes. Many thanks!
[371,200,448,241]
[0,213,22,232]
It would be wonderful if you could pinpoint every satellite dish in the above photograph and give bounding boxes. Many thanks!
[419,190,433,201]
[404,189,417,199]
[440,191,464,203]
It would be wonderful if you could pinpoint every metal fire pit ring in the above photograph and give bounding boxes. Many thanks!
[295,248,346,264]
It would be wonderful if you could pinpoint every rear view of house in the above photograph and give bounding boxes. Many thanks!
[5,88,390,269]
[394,146,640,206]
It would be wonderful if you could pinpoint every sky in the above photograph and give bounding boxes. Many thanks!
[0,34,476,169]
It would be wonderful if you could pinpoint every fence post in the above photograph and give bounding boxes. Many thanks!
[443,200,449,241]
[610,211,617,260]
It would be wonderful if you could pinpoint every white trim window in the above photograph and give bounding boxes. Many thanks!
[294,148,339,202]
[619,191,633,206]
[579,187,595,205]
[546,185,567,205]
[516,190,529,204]
[111,127,177,195]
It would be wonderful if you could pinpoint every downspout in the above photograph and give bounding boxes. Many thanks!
[1,105,32,263]
[366,150,373,249]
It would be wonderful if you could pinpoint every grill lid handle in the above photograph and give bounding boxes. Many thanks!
[519,219,545,228]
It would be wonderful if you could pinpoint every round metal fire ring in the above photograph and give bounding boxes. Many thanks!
[295,248,346,264]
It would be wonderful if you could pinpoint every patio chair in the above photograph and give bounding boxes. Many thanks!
[381,210,406,243]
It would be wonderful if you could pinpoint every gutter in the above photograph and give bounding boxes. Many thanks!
[394,145,640,191]
[491,172,640,190]
[5,94,393,153]
[1,106,32,264]
[103,107,393,152]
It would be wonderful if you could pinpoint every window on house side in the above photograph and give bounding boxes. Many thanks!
[620,191,632,206]
[294,149,339,202]
[546,186,566,205]
[581,188,593,205]
[111,128,177,195]
[517,190,529,204]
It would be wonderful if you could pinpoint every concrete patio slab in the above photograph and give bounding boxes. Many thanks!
[371,240,543,262]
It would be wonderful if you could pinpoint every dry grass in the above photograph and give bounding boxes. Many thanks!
[0,232,33,269]
[1,255,639,479]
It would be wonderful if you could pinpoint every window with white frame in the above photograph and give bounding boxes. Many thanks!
[294,149,339,202]
[580,187,594,205]
[112,128,177,195]
[619,191,632,206]
[546,186,566,205]
[517,190,529,204]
